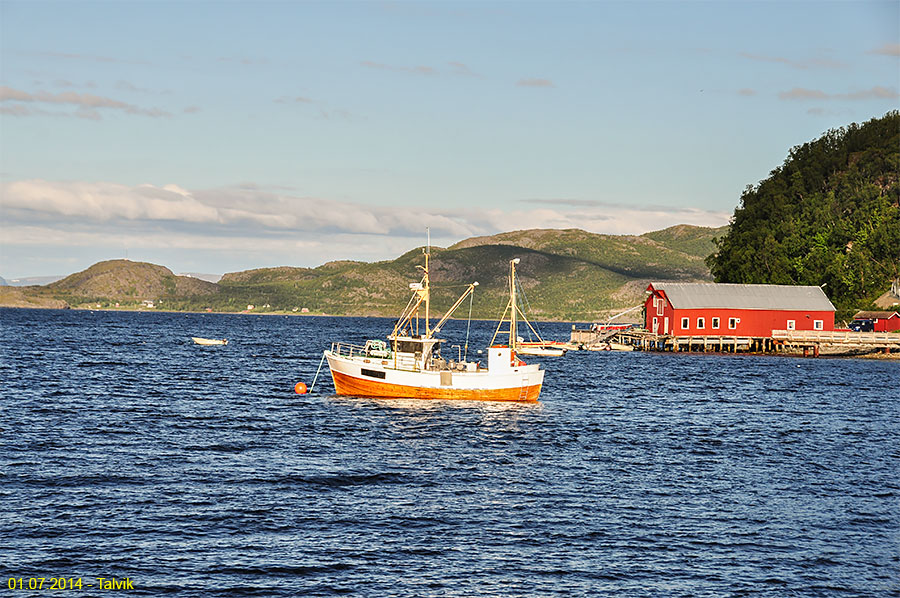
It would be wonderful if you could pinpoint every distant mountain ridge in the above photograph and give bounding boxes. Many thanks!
[2,225,726,320]
[48,259,218,299]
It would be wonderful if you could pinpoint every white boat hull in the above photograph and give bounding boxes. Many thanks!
[192,337,227,345]
[325,347,543,402]
[587,341,633,351]
[517,346,567,357]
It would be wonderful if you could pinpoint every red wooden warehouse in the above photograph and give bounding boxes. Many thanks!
[644,282,836,338]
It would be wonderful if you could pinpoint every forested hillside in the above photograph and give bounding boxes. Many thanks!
[707,111,899,317]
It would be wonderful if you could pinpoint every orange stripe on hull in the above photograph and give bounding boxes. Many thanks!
[330,370,541,403]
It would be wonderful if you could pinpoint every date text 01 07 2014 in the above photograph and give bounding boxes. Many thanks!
[7,577,135,591]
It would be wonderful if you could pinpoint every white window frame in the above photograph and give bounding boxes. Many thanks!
[681,317,690,329]
[711,317,720,330]
[697,317,705,330]
[657,298,664,316]
[786,320,796,330]
[728,317,740,330]
[813,320,823,330]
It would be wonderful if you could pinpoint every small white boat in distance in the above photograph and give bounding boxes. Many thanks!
[516,342,567,357]
[192,337,228,346]
[587,341,633,352]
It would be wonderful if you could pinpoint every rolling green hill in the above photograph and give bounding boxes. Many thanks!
[187,224,725,320]
[3,225,724,320]
[48,259,219,298]
[19,260,218,309]
[453,225,725,279]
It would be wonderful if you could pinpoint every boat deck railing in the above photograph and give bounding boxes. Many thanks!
[330,341,425,372]
[328,342,479,372]
[330,342,392,359]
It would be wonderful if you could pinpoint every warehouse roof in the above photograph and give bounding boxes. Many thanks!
[650,282,836,311]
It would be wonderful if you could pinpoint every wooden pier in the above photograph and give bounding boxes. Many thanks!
[570,327,899,357]
[770,329,900,357]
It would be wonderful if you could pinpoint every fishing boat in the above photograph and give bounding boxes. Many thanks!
[323,251,544,402]
[192,337,228,345]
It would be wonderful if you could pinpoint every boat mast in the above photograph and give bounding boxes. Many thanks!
[510,258,519,352]
[489,257,524,349]
[424,227,430,337]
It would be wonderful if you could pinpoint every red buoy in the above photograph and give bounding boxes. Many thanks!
[294,382,308,395]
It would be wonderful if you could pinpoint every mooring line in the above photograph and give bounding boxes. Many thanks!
[309,351,327,394]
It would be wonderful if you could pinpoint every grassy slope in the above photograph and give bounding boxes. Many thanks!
[452,226,724,279]
[29,259,218,307]
[181,225,725,319]
[641,224,729,258]
[4,226,725,319]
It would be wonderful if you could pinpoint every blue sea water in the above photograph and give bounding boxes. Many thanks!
[1,308,898,597]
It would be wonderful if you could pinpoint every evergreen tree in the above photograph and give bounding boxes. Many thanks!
[707,111,900,317]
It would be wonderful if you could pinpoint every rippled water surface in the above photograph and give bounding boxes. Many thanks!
[2,308,898,596]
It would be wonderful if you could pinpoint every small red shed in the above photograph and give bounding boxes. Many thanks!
[644,282,836,337]
[851,311,900,332]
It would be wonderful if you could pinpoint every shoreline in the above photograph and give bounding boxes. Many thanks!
[0,304,598,325]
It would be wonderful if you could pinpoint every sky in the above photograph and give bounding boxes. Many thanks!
[1,0,898,279]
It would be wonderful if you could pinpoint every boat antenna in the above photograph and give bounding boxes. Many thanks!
[510,258,518,352]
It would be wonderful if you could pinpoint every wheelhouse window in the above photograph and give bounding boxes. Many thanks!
[711,317,720,330]
[728,317,739,330]
[396,341,422,353]
[814,320,823,330]
[786,320,796,330]
[697,317,705,330]
[681,317,689,329]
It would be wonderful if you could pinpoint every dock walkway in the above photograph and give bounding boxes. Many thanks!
[570,327,899,357]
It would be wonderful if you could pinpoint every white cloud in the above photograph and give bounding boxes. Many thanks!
[0,86,171,118]
[0,179,730,274]
[2,179,729,237]
[3,180,218,223]
[778,86,899,101]
[1,225,319,253]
